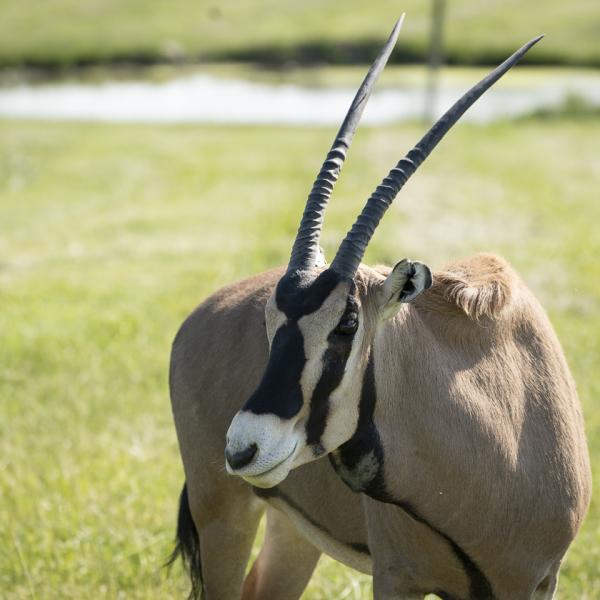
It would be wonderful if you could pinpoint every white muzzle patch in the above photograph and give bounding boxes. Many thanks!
[225,411,300,488]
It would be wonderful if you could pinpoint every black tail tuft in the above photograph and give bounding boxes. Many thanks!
[166,482,204,600]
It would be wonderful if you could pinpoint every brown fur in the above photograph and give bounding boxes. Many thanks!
[422,253,515,319]
[171,253,591,600]
[357,253,591,599]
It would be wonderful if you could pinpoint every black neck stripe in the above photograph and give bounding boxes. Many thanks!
[392,498,494,599]
[305,329,355,448]
[336,353,494,600]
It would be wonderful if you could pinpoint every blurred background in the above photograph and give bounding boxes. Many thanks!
[0,1,598,598]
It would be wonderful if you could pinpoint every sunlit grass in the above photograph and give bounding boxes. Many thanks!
[0,117,598,598]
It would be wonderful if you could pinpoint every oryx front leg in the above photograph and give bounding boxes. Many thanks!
[242,507,321,600]
[187,480,265,600]
[372,566,425,600]
[366,499,466,600]
[532,562,560,600]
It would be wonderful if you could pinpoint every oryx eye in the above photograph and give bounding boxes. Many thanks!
[334,311,359,336]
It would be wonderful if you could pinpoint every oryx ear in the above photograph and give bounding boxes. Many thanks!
[379,258,432,319]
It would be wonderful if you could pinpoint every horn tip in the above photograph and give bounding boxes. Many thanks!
[392,13,406,37]
[525,34,545,50]
[520,34,544,55]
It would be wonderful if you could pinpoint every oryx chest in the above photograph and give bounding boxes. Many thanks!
[253,487,372,575]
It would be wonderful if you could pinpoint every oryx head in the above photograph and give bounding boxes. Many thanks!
[225,21,542,488]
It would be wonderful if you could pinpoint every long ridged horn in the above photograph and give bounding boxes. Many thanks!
[287,15,405,272]
[330,35,544,279]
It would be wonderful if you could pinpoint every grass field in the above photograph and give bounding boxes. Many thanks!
[0,116,599,598]
[0,0,599,68]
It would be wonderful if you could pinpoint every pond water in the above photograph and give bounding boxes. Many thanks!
[0,70,599,125]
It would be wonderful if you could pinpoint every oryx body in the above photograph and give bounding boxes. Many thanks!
[171,256,590,600]
[171,18,591,600]
[223,256,590,600]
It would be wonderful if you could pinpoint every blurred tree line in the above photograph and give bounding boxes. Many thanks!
[0,0,598,69]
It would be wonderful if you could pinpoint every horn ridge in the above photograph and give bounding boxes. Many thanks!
[287,15,405,272]
[330,35,544,279]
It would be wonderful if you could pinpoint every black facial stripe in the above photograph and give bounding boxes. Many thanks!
[252,486,370,556]
[275,269,343,319]
[242,321,305,419]
[333,354,494,600]
[246,269,356,421]
[305,329,354,448]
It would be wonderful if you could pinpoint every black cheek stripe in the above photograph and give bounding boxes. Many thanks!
[305,332,354,448]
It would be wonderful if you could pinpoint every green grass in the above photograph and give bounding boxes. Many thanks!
[0,116,599,598]
[0,0,599,68]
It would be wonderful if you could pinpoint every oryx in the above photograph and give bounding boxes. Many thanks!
[170,19,591,600]
[219,29,591,600]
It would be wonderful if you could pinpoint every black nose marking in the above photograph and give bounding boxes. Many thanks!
[225,443,258,470]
